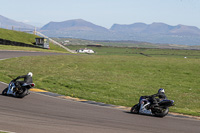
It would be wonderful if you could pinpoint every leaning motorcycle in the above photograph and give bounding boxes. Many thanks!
[2,80,35,98]
[130,96,174,117]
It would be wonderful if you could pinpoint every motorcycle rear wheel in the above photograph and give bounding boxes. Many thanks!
[15,89,28,98]
[154,108,169,117]
[130,104,139,114]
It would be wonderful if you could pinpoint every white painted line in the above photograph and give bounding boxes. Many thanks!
[0,58,10,61]
[0,130,16,133]
[0,81,8,85]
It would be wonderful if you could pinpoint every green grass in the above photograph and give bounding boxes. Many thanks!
[0,28,70,53]
[0,45,67,53]
[0,53,199,116]
[67,45,200,58]
[0,30,199,116]
[0,28,37,44]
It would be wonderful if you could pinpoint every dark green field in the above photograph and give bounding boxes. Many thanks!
[0,45,199,116]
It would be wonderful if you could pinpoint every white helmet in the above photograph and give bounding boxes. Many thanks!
[158,88,165,93]
[27,72,33,77]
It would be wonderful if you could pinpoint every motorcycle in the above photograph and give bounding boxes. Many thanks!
[2,80,35,98]
[130,96,174,117]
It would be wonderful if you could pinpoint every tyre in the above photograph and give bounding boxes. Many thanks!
[2,87,8,95]
[154,108,169,117]
[15,89,28,98]
[130,104,140,114]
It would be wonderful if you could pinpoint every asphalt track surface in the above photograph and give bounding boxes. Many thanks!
[0,51,199,133]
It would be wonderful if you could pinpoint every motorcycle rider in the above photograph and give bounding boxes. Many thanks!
[6,72,33,95]
[139,88,167,114]
[13,72,33,87]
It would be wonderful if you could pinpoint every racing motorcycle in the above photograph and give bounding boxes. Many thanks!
[2,80,35,98]
[130,96,174,117]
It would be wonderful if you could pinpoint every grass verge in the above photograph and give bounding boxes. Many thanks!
[0,44,69,53]
[0,28,71,53]
[0,53,199,116]
[0,28,37,44]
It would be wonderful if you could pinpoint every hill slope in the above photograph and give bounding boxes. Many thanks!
[0,28,37,44]
[0,28,70,52]
[0,15,34,30]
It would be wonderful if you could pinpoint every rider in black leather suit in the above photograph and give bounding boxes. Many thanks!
[142,88,167,107]
[13,72,33,87]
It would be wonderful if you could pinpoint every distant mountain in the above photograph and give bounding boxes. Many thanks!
[40,19,113,40]
[110,22,200,45]
[110,22,200,36]
[40,20,200,45]
[0,15,34,30]
[110,22,148,33]
[41,19,109,32]
[169,24,200,36]
[0,14,200,45]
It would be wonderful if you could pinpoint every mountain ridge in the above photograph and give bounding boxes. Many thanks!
[0,14,200,45]
[110,22,200,36]
[41,19,200,37]
[39,19,200,45]
[41,19,109,32]
[0,15,34,30]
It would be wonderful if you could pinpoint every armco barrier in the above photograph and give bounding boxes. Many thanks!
[0,38,43,48]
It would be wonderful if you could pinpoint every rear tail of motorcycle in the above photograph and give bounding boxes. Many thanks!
[159,100,174,107]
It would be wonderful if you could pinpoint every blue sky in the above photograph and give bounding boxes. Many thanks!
[1,0,200,28]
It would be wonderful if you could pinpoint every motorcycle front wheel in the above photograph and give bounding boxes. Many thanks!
[2,87,8,95]
[130,104,140,114]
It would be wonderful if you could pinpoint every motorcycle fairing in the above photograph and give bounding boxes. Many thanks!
[7,82,16,96]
